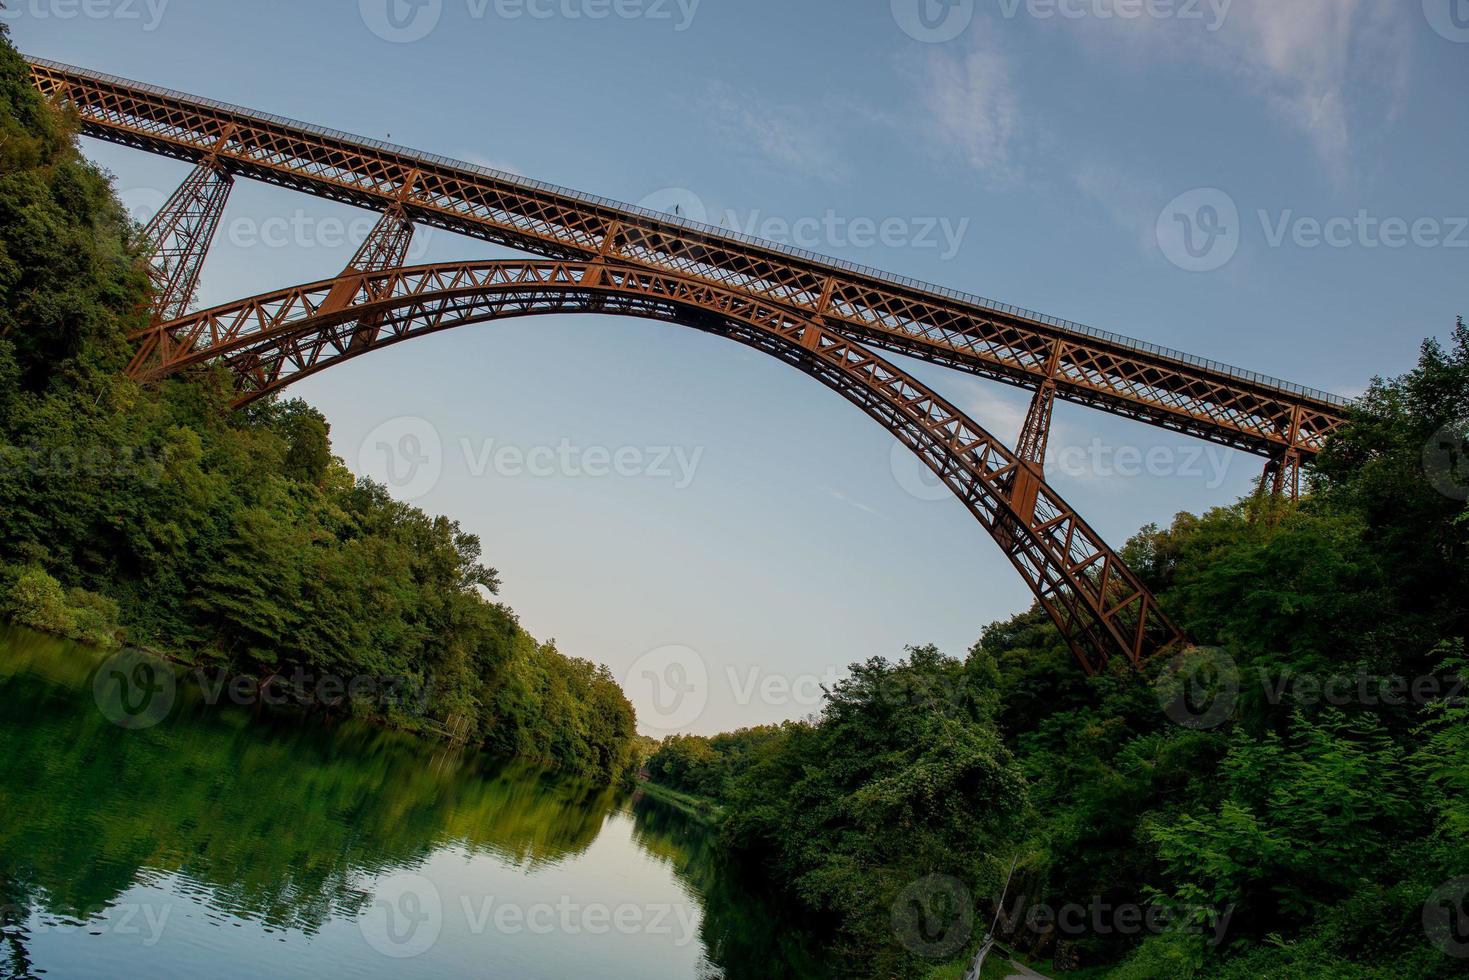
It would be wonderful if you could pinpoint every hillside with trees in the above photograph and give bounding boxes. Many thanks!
[647,322,1469,977]
[0,26,635,784]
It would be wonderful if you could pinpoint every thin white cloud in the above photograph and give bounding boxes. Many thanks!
[701,82,849,181]
[823,487,883,518]
[1070,160,1164,254]
[906,36,1021,181]
[1218,0,1398,167]
[1070,0,1412,179]
[951,378,1088,453]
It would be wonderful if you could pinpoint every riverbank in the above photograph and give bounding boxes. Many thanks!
[0,601,640,786]
[635,775,724,823]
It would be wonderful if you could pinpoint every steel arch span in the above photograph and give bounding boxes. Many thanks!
[128,259,1189,675]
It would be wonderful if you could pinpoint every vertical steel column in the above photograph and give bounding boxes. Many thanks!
[141,160,234,323]
[338,205,415,352]
[233,204,418,396]
[1257,405,1304,525]
[1010,341,1063,526]
[1017,382,1057,469]
[1262,449,1302,502]
[346,204,416,274]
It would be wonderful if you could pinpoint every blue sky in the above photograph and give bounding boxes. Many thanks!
[9,0,1466,734]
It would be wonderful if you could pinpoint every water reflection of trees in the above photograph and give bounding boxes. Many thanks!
[0,627,619,941]
[0,628,830,979]
[626,794,832,980]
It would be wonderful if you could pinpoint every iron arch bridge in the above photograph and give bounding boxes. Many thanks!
[23,56,1355,676]
[127,258,1185,676]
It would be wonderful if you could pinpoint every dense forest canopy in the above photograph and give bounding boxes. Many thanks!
[648,325,1469,978]
[0,25,635,784]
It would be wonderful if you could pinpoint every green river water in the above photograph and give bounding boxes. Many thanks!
[0,625,828,978]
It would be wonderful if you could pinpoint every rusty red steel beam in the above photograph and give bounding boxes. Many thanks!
[27,57,1349,461]
[126,258,1190,675]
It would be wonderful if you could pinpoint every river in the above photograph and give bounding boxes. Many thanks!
[0,626,828,979]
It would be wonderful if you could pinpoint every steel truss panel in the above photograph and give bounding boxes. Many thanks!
[27,58,1348,462]
[140,160,233,322]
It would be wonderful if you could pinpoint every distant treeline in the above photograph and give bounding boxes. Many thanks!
[0,27,635,784]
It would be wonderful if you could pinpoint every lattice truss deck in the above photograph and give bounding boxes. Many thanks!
[29,58,1347,461]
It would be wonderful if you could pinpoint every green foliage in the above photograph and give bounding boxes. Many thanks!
[651,647,1027,976]
[0,29,635,783]
[2,565,71,637]
[649,317,1469,977]
[1,565,120,646]
[645,725,790,800]
[0,29,144,389]
[1412,641,1469,840]
[1146,712,1415,924]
